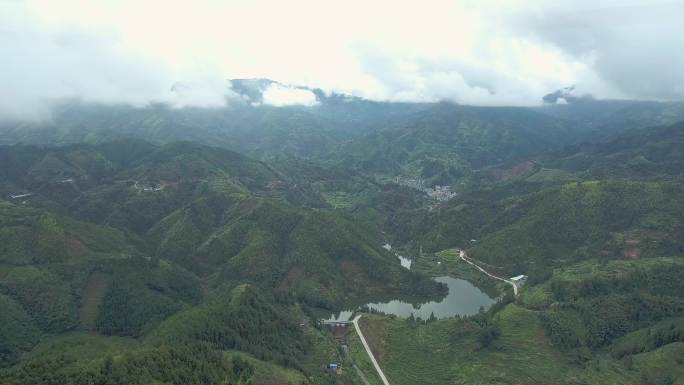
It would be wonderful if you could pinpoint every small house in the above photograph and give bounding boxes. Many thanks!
[9,192,33,199]
[510,275,527,286]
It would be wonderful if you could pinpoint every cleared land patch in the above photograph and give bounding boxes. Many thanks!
[79,272,110,332]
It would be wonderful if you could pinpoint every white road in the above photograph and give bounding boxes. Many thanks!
[459,250,518,296]
[349,249,515,385]
[352,315,391,385]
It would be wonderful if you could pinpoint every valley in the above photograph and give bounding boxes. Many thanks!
[0,92,683,385]
[2,1,684,383]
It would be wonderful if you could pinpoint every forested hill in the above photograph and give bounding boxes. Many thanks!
[0,95,683,384]
[2,87,683,170]
[340,119,684,385]
[461,122,684,275]
[0,138,446,384]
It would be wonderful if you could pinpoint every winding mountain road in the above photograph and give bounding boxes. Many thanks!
[459,250,518,296]
[352,315,391,385]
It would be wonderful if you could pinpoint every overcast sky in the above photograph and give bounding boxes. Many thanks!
[1,0,683,120]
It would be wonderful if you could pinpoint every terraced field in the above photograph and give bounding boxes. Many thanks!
[359,306,639,385]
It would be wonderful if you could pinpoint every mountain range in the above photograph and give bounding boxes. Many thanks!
[0,81,683,384]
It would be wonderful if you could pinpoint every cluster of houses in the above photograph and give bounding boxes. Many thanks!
[427,185,457,201]
[394,176,457,202]
[133,181,164,192]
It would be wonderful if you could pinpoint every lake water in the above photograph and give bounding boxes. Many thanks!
[326,276,496,321]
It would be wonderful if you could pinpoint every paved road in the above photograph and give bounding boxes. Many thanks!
[352,315,391,385]
[459,250,518,296]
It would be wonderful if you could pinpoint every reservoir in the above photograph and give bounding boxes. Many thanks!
[327,276,496,321]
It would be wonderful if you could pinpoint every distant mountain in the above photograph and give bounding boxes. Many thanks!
[541,120,684,179]
[537,98,684,140]
[5,82,682,174]
[334,103,578,187]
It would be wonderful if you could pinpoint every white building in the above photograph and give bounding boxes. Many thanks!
[510,275,527,286]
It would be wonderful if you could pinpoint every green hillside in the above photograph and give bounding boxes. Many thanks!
[542,121,684,180]
[350,258,684,385]
[468,180,684,273]
[0,140,441,384]
[0,99,683,384]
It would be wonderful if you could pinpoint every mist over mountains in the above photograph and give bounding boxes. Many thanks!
[2,1,684,384]
[3,1,684,122]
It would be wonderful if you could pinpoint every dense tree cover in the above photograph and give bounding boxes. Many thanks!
[0,256,204,362]
[334,103,577,185]
[0,199,205,364]
[539,121,684,180]
[611,318,684,359]
[0,266,79,333]
[0,101,683,384]
[391,178,684,275]
[335,120,684,384]
[150,191,442,307]
[86,257,202,338]
[0,202,67,264]
[358,257,684,385]
[537,99,684,141]
[450,180,684,273]
[534,259,684,352]
[0,140,444,308]
[0,201,141,264]
[4,94,681,191]
[0,294,40,367]
[149,285,307,368]
[0,344,258,385]
[0,140,322,233]
[476,322,502,349]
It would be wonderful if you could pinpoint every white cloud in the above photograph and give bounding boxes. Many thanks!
[0,2,233,121]
[261,84,318,107]
[169,79,236,108]
[0,0,682,120]
[515,1,684,101]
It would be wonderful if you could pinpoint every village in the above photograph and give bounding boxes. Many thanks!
[394,176,457,202]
